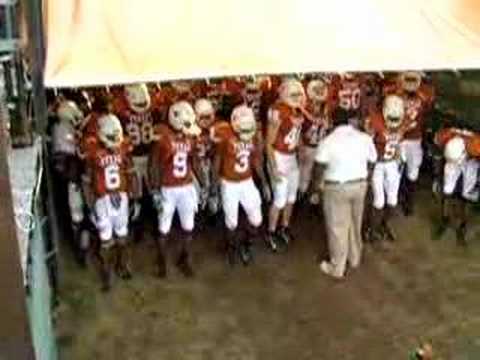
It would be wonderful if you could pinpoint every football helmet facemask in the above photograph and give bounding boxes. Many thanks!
[383,95,405,129]
[231,105,257,142]
[194,98,215,130]
[57,100,85,129]
[279,79,306,108]
[307,79,328,103]
[98,114,124,149]
[125,83,151,113]
[401,71,422,93]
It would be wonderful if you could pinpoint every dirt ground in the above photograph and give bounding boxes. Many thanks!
[55,184,480,360]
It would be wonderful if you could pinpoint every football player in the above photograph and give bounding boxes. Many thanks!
[83,114,138,291]
[53,100,90,266]
[299,79,330,203]
[214,105,269,265]
[398,71,434,215]
[331,72,363,126]
[365,95,410,249]
[149,101,202,278]
[265,79,306,251]
[433,127,480,245]
[114,83,161,240]
[194,98,220,217]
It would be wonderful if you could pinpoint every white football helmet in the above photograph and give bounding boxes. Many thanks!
[57,100,84,129]
[171,81,192,94]
[383,95,405,129]
[231,105,257,142]
[444,136,466,164]
[306,79,328,103]
[194,98,215,129]
[125,83,151,113]
[279,79,306,108]
[98,114,124,149]
[340,72,356,81]
[401,71,422,93]
[168,101,201,136]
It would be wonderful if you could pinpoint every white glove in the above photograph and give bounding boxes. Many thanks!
[152,191,164,213]
[130,200,141,222]
[432,179,441,196]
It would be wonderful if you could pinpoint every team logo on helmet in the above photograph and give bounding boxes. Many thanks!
[169,101,201,137]
[125,83,151,113]
[383,95,405,129]
[57,100,85,129]
[231,105,257,142]
[307,79,328,103]
[401,71,422,93]
[279,79,306,108]
[98,114,124,149]
[194,98,215,130]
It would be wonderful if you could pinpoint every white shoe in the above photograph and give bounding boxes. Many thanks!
[319,261,345,280]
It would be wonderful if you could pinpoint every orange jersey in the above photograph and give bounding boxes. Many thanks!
[84,137,134,197]
[218,126,261,182]
[434,127,480,157]
[331,76,363,112]
[152,124,196,187]
[302,103,328,147]
[269,102,304,154]
[197,124,218,160]
[78,112,106,158]
[400,92,429,140]
[81,112,101,139]
[210,121,235,145]
[366,113,403,161]
[113,99,161,156]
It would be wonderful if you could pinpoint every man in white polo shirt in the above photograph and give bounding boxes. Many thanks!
[314,108,377,279]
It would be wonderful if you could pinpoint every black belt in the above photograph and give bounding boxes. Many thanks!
[324,178,366,185]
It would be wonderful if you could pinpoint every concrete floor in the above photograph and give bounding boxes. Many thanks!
[56,188,480,360]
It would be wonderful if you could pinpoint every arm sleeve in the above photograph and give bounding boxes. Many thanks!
[315,139,329,164]
[366,136,378,163]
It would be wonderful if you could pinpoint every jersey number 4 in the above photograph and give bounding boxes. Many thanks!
[284,126,301,151]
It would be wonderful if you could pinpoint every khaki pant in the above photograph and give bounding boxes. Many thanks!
[323,180,367,277]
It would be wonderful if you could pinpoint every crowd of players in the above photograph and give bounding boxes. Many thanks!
[49,71,480,291]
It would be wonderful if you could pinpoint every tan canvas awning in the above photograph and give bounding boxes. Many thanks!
[43,0,480,87]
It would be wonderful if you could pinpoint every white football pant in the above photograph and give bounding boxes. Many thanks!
[220,178,262,230]
[372,161,402,209]
[272,151,300,209]
[158,184,198,235]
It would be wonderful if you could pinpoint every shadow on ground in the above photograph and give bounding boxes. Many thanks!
[55,187,480,360]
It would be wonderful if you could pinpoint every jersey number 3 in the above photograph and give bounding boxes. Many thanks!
[235,150,250,173]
